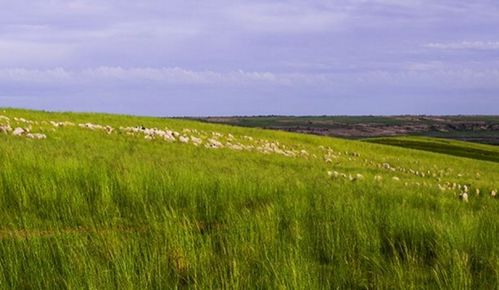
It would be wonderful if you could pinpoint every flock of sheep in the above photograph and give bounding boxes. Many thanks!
[1,113,497,202]
[118,124,311,158]
[0,122,47,140]
[0,114,312,158]
[327,154,498,202]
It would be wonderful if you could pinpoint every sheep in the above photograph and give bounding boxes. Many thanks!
[26,133,47,139]
[179,136,189,143]
[226,143,244,151]
[12,127,25,136]
[459,192,469,202]
[0,124,12,133]
[205,138,223,149]
[164,134,176,142]
[79,123,103,130]
[190,137,202,146]
[79,123,112,132]
[349,173,364,182]
[392,176,400,181]
[491,190,497,198]
[50,121,62,127]
[327,171,340,178]
[163,130,176,141]
[14,117,33,124]
[104,126,113,134]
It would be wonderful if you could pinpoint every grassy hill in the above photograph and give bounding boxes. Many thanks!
[366,136,499,163]
[0,108,498,289]
[195,115,499,145]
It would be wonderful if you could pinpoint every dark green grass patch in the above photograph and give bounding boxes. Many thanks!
[366,136,499,163]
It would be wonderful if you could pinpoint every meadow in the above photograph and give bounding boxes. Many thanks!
[0,108,498,289]
[366,136,499,163]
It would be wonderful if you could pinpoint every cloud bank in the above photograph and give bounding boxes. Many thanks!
[0,0,498,115]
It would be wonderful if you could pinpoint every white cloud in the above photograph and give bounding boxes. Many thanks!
[1,66,498,89]
[0,40,74,66]
[425,41,499,50]
[225,3,347,33]
[0,67,323,86]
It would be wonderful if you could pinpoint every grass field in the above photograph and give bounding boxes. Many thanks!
[366,136,499,163]
[0,108,498,289]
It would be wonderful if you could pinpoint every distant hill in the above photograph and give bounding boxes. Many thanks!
[193,115,499,145]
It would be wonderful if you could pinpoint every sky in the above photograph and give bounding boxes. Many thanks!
[0,0,498,116]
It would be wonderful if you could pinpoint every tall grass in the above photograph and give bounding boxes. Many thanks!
[0,108,498,289]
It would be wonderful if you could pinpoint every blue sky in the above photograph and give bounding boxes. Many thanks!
[0,0,498,116]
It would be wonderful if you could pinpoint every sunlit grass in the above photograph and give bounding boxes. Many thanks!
[0,108,498,288]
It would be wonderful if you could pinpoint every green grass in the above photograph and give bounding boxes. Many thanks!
[0,108,498,289]
[366,136,499,163]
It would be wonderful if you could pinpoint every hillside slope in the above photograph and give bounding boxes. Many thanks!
[0,108,498,289]
[195,115,499,145]
[365,136,499,163]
